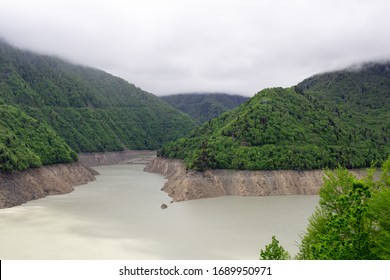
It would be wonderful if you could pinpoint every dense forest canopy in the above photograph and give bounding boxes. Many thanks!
[0,41,196,172]
[1,40,389,173]
[0,103,77,172]
[161,93,248,123]
[159,63,390,170]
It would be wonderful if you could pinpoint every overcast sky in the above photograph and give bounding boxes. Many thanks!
[1,0,390,96]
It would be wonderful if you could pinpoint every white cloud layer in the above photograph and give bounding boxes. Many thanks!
[1,0,390,96]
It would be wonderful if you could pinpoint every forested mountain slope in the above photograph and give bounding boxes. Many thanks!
[295,63,389,137]
[161,93,248,123]
[159,63,390,170]
[0,41,196,172]
[0,41,196,154]
[0,103,77,172]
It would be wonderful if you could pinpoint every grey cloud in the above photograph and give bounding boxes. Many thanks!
[1,0,390,96]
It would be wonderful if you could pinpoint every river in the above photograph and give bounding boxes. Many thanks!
[0,164,318,259]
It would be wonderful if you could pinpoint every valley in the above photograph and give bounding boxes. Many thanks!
[0,41,389,208]
[0,39,389,260]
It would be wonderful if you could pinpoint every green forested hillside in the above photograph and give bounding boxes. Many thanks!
[0,41,196,156]
[161,93,248,123]
[0,103,77,172]
[159,63,390,170]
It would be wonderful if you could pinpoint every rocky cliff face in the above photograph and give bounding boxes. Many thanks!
[145,158,367,202]
[0,163,97,208]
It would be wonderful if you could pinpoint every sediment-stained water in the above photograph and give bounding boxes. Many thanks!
[0,164,318,259]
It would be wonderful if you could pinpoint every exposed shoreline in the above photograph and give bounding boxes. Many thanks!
[0,150,156,209]
[145,157,368,202]
[79,150,156,167]
[0,162,97,209]
[0,150,369,208]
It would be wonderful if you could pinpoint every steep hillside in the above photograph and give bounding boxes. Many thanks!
[159,63,390,170]
[0,103,77,172]
[0,162,96,208]
[295,63,390,135]
[161,93,248,123]
[0,41,196,155]
[296,63,390,114]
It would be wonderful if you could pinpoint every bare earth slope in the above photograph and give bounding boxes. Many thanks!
[79,150,156,167]
[0,150,155,209]
[145,158,367,202]
[0,163,97,208]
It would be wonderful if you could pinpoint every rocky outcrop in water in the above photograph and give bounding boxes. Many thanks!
[0,163,97,208]
[145,158,367,202]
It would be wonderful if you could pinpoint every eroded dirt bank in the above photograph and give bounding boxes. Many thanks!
[0,150,156,209]
[0,163,97,209]
[145,157,366,202]
[79,150,156,167]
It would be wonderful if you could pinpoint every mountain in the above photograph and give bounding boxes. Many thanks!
[0,103,77,172]
[295,62,390,128]
[159,63,390,170]
[0,41,196,171]
[160,93,249,123]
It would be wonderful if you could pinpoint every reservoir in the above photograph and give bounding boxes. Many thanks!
[0,164,318,259]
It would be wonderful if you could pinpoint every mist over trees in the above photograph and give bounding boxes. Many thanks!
[159,63,390,171]
[0,41,195,172]
[161,93,248,123]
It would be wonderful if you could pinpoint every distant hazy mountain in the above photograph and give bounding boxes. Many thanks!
[0,41,196,172]
[159,62,390,170]
[161,93,249,123]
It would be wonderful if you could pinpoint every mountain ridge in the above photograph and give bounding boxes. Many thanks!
[159,62,390,170]
[160,93,249,123]
[0,41,196,172]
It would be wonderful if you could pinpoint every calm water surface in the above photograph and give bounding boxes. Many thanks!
[0,164,318,259]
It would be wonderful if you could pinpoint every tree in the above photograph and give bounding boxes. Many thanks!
[259,236,290,260]
[297,156,390,259]
[189,140,216,171]
[367,158,390,259]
